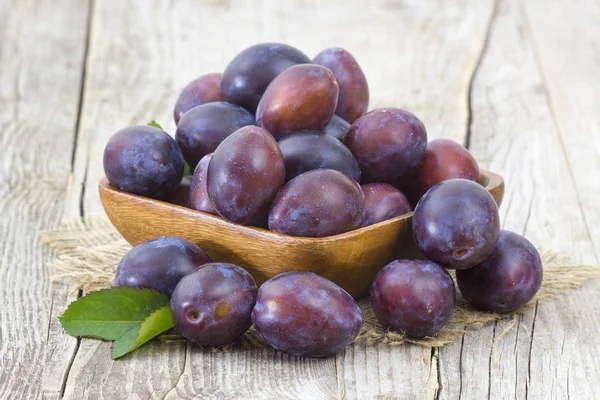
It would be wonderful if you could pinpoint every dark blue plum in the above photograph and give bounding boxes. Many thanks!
[175,101,255,168]
[221,43,311,112]
[324,114,351,141]
[412,179,500,269]
[103,125,184,199]
[344,108,427,186]
[278,131,361,181]
[114,236,211,296]
[411,138,480,200]
[171,263,257,347]
[361,183,411,227]
[456,230,543,313]
[370,259,455,338]
[252,271,363,357]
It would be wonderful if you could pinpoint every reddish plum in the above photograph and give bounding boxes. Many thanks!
[171,263,257,346]
[313,47,369,123]
[361,183,411,227]
[256,64,339,140]
[173,73,224,125]
[189,153,216,215]
[411,139,479,200]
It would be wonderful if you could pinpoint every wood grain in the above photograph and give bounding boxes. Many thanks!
[524,0,600,258]
[163,344,339,399]
[439,0,600,399]
[337,344,440,400]
[42,282,80,400]
[62,340,186,400]
[0,1,89,399]
[522,1,600,398]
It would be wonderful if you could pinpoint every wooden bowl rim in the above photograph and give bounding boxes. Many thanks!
[99,169,503,244]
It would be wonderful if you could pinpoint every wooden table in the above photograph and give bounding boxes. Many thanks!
[2,0,599,398]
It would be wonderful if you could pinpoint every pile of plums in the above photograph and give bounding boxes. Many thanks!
[114,237,361,356]
[105,43,543,356]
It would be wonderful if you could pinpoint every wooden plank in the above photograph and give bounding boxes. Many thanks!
[163,345,339,399]
[337,344,440,400]
[0,0,90,399]
[524,0,600,258]
[42,282,80,400]
[62,340,187,400]
[439,0,600,398]
[59,0,501,398]
[60,0,189,397]
[522,1,600,399]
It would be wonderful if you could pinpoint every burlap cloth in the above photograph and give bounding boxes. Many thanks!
[40,214,600,349]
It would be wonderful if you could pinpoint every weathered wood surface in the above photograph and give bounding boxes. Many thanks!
[1,0,599,398]
[0,1,90,399]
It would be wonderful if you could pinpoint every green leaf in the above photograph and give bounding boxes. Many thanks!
[183,161,194,176]
[112,305,174,359]
[148,120,164,130]
[59,287,170,341]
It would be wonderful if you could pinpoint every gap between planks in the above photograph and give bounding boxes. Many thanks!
[440,1,500,398]
[44,0,95,398]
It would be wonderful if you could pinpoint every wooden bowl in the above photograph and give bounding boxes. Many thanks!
[99,170,504,298]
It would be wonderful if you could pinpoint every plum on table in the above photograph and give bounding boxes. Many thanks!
[371,259,456,337]
[456,230,543,313]
[171,263,257,347]
[252,271,362,357]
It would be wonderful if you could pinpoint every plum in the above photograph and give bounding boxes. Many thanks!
[412,179,500,269]
[114,236,211,296]
[371,259,455,337]
[456,230,543,313]
[252,271,362,357]
[171,263,257,346]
